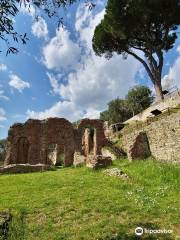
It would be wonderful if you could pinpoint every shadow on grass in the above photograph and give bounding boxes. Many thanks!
[0,209,26,240]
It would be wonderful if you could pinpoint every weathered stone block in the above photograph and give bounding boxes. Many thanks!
[128,132,151,160]
[73,152,86,167]
[87,155,112,170]
[101,148,116,161]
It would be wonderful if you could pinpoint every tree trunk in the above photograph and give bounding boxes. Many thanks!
[154,80,164,101]
[126,50,164,100]
[151,67,164,101]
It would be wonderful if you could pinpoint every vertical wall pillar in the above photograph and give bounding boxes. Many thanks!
[93,129,97,155]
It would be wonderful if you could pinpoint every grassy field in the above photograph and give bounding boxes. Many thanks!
[0,159,179,240]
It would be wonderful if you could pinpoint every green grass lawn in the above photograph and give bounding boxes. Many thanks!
[0,159,179,240]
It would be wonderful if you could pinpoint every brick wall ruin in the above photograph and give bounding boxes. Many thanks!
[4,118,108,167]
[5,108,179,171]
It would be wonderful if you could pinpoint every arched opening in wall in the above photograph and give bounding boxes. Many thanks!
[47,144,57,165]
[56,152,65,166]
[17,137,29,164]
[82,126,96,156]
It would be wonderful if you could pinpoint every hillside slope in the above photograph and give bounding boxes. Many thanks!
[0,159,179,240]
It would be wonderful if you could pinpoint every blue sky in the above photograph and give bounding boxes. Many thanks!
[0,0,180,139]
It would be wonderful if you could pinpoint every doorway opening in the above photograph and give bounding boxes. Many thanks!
[82,127,96,156]
[47,143,65,166]
[47,143,57,165]
[56,152,65,166]
[17,137,29,164]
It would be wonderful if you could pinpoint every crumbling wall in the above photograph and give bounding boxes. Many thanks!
[5,118,108,167]
[5,118,75,166]
[5,120,42,165]
[127,132,151,160]
[76,119,107,155]
[121,111,180,163]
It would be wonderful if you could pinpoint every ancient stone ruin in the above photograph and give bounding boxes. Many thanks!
[121,111,180,163]
[2,118,112,172]
[127,132,151,160]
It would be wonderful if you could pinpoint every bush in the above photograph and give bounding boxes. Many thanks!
[0,139,6,165]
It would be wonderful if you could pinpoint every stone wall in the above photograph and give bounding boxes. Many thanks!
[5,118,107,167]
[121,111,180,163]
[5,118,75,166]
[75,119,107,156]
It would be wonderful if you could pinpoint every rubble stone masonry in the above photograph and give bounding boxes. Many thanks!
[121,111,180,163]
[5,118,107,167]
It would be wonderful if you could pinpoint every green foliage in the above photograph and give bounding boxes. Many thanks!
[0,139,6,164]
[93,0,180,99]
[0,0,30,55]
[8,211,26,240]
[126,85,154,115]
[93,0,180,56]
[100,110,109,122]
[0,0,95,55]
[0,159,179,239]
[100,98,132,124]
[100,85,153,124]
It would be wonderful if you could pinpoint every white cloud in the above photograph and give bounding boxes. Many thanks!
[75,5,105,50]
[83,108,101,119]
[0,64,7,71]
[0,89,9,101]
[27,101,83,122]
[42,27,81,71]
[162,55,180,89]
[0,108,6,122]
[9,74,30,92]
[32,17,48,39]
[60,5,139,112]
[75,4,91,33]
[28,4,141,122]
[60,53,139,110]
[46,72,61,95]
[20,4,36,17]
[0,84,9,101]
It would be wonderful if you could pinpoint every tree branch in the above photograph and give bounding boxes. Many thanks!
[126,50,154,82]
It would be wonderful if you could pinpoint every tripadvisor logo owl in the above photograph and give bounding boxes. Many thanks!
[135,227,144,236]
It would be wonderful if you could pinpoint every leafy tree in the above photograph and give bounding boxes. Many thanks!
[0,0,94,55]
[0,139,6,164]
[126,85,154,116]
[93,0,180,100]
[100,85,153,123]
[100,98,132,124]
[100,110,110,122]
